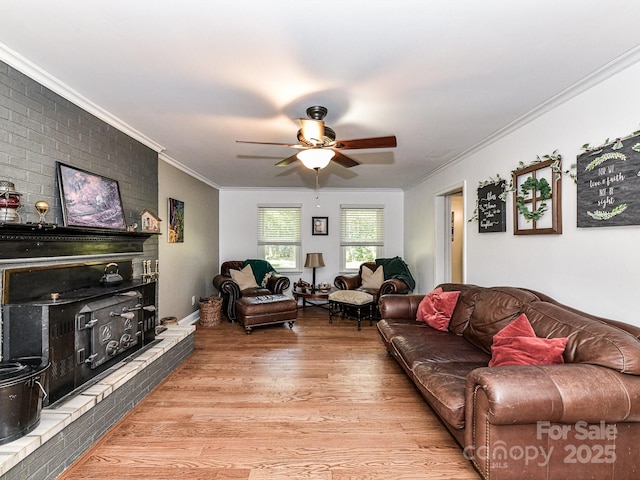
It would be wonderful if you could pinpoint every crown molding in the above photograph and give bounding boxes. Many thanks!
[405,44,640,190]
[159,152,221,190]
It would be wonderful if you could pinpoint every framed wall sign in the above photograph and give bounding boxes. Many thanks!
[512,159,562,235]
[477,180,507,233]
[577,134,640,227]
[57,162,126,230]
[312,216,328,235]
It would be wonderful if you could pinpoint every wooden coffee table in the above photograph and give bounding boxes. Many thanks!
[293,288,332,310]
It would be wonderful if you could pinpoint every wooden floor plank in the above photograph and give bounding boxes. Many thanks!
[57,308,480,479]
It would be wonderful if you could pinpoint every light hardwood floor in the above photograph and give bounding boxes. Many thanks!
[58,306,480,479]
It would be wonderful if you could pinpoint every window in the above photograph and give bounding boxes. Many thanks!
[340,205,384,271]
[258,205,302,272]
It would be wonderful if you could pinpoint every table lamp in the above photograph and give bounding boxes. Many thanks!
[304,252,325,293]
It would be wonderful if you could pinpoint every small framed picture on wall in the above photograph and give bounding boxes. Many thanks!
[312,216,328,235]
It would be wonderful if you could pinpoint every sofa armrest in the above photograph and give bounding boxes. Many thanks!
[379,294,425,320]
[465,364,640,426]
[265,273,290,294]
[334,273,362,290]
[380,278,411,296]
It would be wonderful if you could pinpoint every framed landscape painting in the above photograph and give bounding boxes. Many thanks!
[57,162,127,230]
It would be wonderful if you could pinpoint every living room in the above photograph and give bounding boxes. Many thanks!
[3,3,640,479]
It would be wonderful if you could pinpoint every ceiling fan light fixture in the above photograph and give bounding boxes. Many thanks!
[297,149,335,170]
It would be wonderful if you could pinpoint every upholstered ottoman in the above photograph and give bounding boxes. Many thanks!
[328,290,375,331]
[235,294,297,333]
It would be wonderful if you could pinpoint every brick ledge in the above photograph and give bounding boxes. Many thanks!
[0,325,195,480]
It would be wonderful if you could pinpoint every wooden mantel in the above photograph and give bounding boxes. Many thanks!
[0,223,159,259]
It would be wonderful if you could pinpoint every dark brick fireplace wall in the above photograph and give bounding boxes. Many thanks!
[0,59,159,246]
[0,58,159,290]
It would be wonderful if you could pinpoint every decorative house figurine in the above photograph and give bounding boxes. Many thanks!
[140,209,161,232]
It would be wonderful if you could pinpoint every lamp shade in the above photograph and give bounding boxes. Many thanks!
[304,252,325,268]
[297,149,335,170]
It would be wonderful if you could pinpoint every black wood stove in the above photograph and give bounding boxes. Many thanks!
[1,260,157,405]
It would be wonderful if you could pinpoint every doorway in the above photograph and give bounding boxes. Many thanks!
[434,184,465,285]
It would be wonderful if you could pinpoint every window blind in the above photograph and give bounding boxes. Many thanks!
[340,206,384,246]
[258,206,301,246]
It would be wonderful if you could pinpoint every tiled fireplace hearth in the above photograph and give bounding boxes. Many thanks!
[0,325,194,480]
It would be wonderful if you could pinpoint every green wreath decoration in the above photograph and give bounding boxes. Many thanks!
[516,177,551,221]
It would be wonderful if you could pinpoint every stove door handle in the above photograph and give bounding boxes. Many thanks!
[110,311,136,320]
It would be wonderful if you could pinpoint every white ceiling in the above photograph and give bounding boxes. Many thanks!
[2,1,640,190]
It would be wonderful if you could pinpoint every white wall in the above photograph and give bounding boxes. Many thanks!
[220,188,404,288]
[405,60,640,325]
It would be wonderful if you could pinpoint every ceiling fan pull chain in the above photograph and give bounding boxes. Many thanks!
[315,168,321,207]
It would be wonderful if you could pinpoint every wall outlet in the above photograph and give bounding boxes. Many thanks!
[191,295,196,306]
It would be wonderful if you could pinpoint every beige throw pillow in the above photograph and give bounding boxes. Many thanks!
[230,264,259,290]
[361,265,384,289]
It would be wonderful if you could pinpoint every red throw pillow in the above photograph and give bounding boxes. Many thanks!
[416,287,460,331]
[489,313,567,367]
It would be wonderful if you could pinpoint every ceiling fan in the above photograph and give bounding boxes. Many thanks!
[236,105,397,170]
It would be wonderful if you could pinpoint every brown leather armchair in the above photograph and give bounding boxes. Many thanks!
[212,260,290,322]
[334,260,413,316]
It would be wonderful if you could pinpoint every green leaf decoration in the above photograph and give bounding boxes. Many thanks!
[586,204,628,221]
[584,152,626,172]
[515,177,552,222]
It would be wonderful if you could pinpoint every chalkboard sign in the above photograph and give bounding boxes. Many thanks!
[577,134,640,227]
[477,181,507,233]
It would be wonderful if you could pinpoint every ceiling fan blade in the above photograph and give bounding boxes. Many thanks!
[236,140,302,148]
[299,119,325,145]
[335,135,397,150]
[275,152,300,167]
[332,151,360,168]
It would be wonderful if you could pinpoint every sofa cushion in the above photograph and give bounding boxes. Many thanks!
[416,287,460,331]
[230,264,259,290]
[462,287,540,353]
[523,302,640,374]
[389,329,490,369]
[361,265,384,289]
[441,284,481,335]
[413,361,487,429]
[489,314,567,367]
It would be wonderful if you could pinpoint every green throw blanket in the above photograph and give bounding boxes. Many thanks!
[376,256,415,291]
[243,259,277,287]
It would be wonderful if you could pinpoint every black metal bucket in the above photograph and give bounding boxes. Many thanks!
[0,356,49,445]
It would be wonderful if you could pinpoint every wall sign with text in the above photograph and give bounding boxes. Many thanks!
[577,134,640,228]
[477,181,507,233]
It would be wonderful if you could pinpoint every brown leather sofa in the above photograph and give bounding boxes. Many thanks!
[334,260,413,316]
[212,260,290,322]
[378,283,640,480]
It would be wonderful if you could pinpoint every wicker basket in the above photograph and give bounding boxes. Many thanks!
[199,296,223,327]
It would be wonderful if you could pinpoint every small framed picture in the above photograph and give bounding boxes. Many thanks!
[312,216,328,235]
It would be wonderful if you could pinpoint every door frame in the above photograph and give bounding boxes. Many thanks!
[434,181,467,286]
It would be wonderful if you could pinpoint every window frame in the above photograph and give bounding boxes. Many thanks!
[257,204,302,273]
[339,204,385,272]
